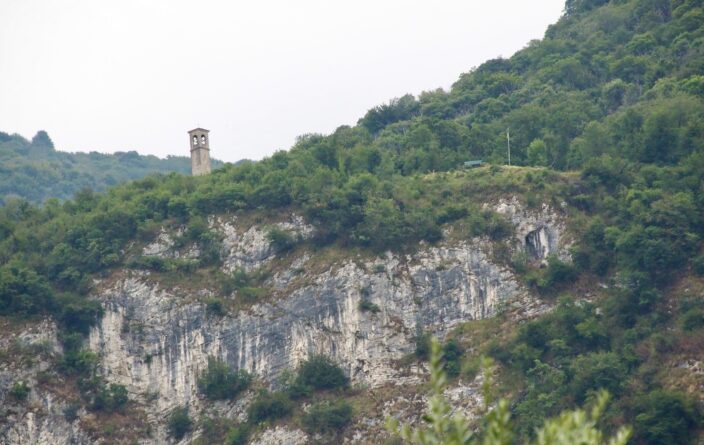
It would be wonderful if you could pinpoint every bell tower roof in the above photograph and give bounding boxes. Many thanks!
[188,128,209,134]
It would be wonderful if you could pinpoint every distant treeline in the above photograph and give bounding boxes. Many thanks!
[0,130,224,204]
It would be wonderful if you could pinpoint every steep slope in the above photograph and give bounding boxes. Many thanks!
[1,179,571,444]
[1,0,703,444]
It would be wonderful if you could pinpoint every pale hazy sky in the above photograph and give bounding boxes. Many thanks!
[0,0,565,163]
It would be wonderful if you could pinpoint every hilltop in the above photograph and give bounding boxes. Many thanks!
[0,130,224,204]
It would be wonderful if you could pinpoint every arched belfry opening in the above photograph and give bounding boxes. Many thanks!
[188,128,212,176]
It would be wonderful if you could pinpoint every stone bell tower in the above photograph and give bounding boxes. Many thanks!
[188,128,212,176]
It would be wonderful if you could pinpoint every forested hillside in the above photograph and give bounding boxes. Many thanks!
[1,0,703,443]
[0,130,220,204]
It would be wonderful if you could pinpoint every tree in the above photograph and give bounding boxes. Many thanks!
[634,390,699,445]
[0,263,55,317]
[167,406,192,440]
[31,130,54,149]
[354,197,405,249]
[302,400,354,434]
[295,354,349,391]
[197,357,252,400]
[247,391,294,424]
[387,338,631,445]
[570,352,627,401]
[527,139,548,166]
[359,95,420,134]
[92,383,129,412]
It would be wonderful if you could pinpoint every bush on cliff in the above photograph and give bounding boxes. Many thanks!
[294,354,349,393]
[167,406,192,440]
[197,357,252,400]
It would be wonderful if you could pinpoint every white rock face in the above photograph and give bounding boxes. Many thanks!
[0,321,92,445]
[219,214,315,273]
[83,235,524,442]
[250,426,308,445]
[142,227,201,259]
[142,229,176,257]
[3,205,566,444]
[90,238,520,401]
[2,409,91,445]
[494,197,570,261]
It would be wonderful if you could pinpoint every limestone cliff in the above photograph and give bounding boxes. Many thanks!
[1,201,570,444]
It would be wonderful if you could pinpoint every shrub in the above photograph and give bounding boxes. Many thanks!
[59,348,99,376]
[127,256,199,273]
[442,338,464,378]
[225,423,251,445]
[281,369,312,399]
[167,406,192,440]
[693,253,704,276]
[358,299,380,314]
[681,308,704,331]
[181,217,208,243]
[247,391,294,424]
[302,400,354,434]
[205,297,226,317]
[511,251,530,274]
[570,352,627,402]
[296,355,349,391]
[372,264,386,273]
[544,256,578,286]
[91,383,129,412]
[199,416,228,443]
[55,294,104,334]
[484,211,513,240]
[9,381,30,401]
[63,402,80,422]
[267,227,296,252]
[526,256,578,292]
[436,205,468,225]
[238,286,265,304]
[220,268,251,295]
[414,331,432,360]
[197,357,252,400]
[197,231,224,267]
[126,256,169,272]
[634,390,699,445]
[0,263,55,317]
[220,269,268,304]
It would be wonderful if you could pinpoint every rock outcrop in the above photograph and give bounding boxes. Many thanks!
[494,197,571,262]
[2,201,569,444]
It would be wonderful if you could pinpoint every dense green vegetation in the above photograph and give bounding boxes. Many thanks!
[197,357,253,400]
[8,381,30,402]
[292,354,350,392]
[246,390,295,423]
[389,338,632,445]
[91,383,129,413]
[168,406,193,440]
[302,400,354,435]
[0,130,221,204]
[192,354,352,444]
[0,0,703,442]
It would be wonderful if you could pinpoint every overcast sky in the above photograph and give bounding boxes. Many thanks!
[0,0,565,163]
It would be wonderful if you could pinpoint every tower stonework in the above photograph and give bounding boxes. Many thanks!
[188,128,212,176]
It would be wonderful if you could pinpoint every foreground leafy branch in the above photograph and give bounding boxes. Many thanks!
[387,338,631,445]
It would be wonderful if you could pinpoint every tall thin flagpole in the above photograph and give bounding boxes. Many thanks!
[507,128,511,166]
